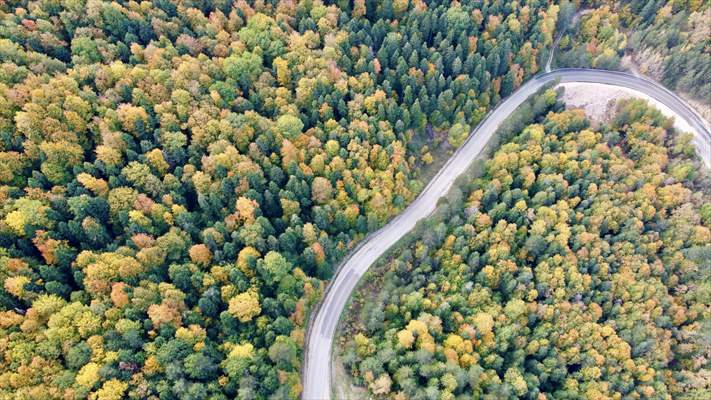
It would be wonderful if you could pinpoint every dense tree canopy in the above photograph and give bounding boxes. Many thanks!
[341,98,710,399]
[556,4,626,70]
[0,1,563,399]
[3,1,706,399]
[557,0,710,103]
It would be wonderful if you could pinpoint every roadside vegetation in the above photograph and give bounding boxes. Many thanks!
[555,5,626,70]
[556,0,710,104]
[1,1,708,399]
[0,1,567,399]
[339,95,711,399]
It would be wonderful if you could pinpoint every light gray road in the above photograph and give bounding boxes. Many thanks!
[301,68,711,400]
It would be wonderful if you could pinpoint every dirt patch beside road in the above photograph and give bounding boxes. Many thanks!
[560,82,705,134]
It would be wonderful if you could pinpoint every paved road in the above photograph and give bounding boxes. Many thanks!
[302,68,711,400]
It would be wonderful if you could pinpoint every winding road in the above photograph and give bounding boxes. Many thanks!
[302,68,711,400]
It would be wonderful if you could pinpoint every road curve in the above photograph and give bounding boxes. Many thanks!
[302,68,711,400]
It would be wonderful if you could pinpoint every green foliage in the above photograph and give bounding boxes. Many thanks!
[560,1,710,102]
[275,114,304,140]
[259,251,292,287]
[238,13,285,61]
[447,123,470,148]
[557,5,625,70]
[342,100,710,399]
[0,0,582,398]
[223,50,263,89]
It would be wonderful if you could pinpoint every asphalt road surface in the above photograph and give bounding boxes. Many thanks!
[302,68,711,400]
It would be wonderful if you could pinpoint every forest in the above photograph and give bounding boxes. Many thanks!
[1,1,709,399]
[0,1,561,399]
[340,95,711,399]
[555,0,710,103]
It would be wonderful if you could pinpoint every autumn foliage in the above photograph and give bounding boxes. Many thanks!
[341,99,710,399]
[0,1,564,399]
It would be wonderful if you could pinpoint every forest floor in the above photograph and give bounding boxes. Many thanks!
[681,96,711,126]
[331,355,368,400]
[560,82,703,134]
[331,250,397,399]
[413,129,456,192]
[620,55,711,123]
